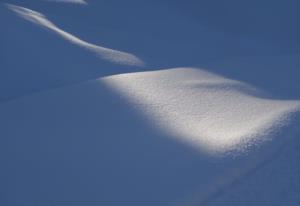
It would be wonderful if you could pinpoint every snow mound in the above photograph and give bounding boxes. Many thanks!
[0,67,299,205]
[8,4,144,66]
[103,68,300,154]
[1,1,300,205]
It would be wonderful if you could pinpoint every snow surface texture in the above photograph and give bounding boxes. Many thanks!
[1,1,300,206]
[8,5,144,66]
[103,68,300,154]
[0,68,299,206]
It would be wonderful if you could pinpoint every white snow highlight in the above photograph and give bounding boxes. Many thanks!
[103,68,300,154]
[0,66,299,205]
[44,0,87,4]
[1,1,300,204]
[7,4,144,66]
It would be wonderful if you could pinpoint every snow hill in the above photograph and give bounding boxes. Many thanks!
[1,66,300,206]
[1,1,300,206]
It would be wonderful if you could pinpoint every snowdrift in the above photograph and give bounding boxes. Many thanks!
[1,1,300,206]
[0,3,144,101]
[0,1,270,100]
[1,68,300,206]
[103,68,300,154]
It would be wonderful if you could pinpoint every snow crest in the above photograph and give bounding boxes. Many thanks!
[103,68,300,154]
[7,4,144,66]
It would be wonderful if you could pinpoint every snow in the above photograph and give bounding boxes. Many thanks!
[1,0,300,205]
[102,68,300,154]
[1,67,299,206]
[8,5,144,66]
[44,0,87,4]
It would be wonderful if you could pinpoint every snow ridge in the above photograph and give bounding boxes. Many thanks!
[7,4,144,66]
[44,0,87,4]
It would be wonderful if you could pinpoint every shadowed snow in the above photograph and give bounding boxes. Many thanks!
[1,1,300,205]
[0,67,299,206]
[7,4,144,66]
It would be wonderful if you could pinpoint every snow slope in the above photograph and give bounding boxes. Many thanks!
[1,1,300,206]
[8,5,144,66]
[103,68,300,154]
[0,3,145,101]
[1,68,300,206]
[0,1,273,100]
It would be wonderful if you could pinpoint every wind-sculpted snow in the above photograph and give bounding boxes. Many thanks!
[103,68,300,154]
[1,1,300,205]
[7,4,144,66]
[0,67,299,206]
[44,0,87,4]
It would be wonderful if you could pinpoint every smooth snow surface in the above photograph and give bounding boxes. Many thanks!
[44,0,87,4]
[103,68,300,154]
[1,1,300,206]
[8,5,144,66]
